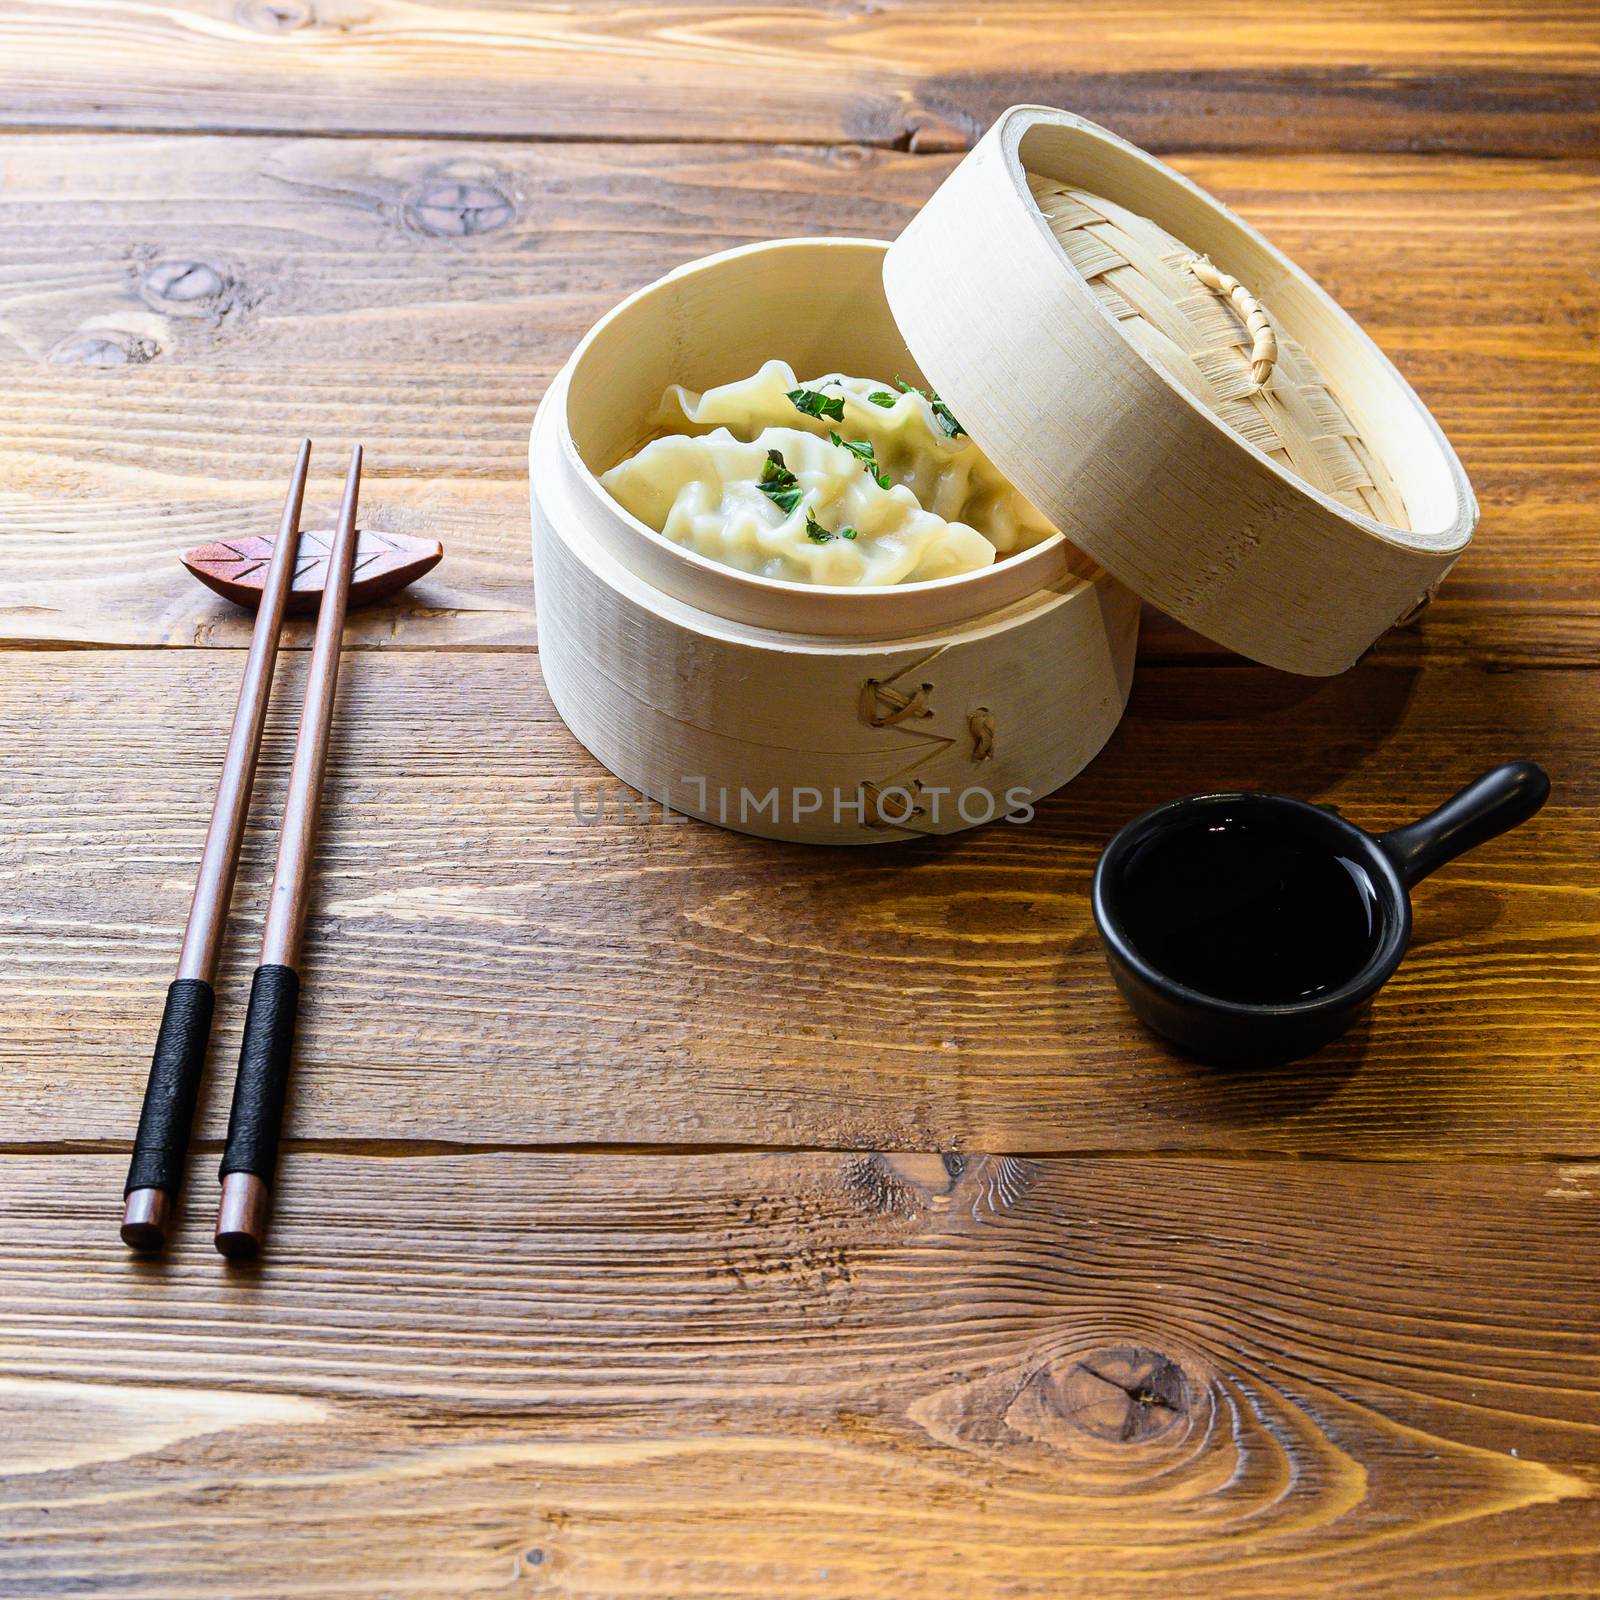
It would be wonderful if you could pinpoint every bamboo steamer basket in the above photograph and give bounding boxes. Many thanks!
[530,105,1475,843]
[530,237,1140,845]
[884,106,1475,676]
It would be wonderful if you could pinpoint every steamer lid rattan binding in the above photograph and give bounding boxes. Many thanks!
[1028,175,1410,532]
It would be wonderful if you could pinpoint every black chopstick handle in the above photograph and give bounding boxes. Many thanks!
[125,979,216,1197]
[218,964,300,1188]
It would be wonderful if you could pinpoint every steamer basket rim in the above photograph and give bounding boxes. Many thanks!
[555,234,1109,632]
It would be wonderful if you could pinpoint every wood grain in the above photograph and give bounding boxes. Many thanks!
[1,136,1594,662]
[1,1149,1597,1597]
[0,1,1595,155]
[3,648,1595,1156]
[4,12,1598,1594]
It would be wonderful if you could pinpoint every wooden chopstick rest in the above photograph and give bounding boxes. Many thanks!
[122,440,313,1251]
[215,445,366,1261]
[182,526,441,614]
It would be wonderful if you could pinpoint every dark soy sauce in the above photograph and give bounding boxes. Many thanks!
[1115,814,1383,1005]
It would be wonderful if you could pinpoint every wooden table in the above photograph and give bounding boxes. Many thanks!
[2,5,1597,1594]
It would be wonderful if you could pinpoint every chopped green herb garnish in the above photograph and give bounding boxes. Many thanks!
[828,430,891,489]
[757,448,802,514]
[805,509,859,544]
[760,448,795,487]
[867,390,897,408]
[787,385,846,423]
[895,375,966,439]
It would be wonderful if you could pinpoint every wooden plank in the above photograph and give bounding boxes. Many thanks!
[2,1149,1597,1596]
[0,1,1595,154]
[3,648,1595,1156]
[1,136,1596,665]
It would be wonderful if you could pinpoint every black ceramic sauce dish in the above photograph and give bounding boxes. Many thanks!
[1092,761,1550,1066]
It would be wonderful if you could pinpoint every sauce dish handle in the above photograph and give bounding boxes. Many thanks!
[1377,761,1550,888]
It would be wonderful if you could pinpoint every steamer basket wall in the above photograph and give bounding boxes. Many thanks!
[530,238,1140,844]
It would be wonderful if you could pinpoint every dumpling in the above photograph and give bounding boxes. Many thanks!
[600,425,996,586]
[658,360,1057,557]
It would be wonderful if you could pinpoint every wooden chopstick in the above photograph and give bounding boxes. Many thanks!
[214,444,364,1259]
[122,440,312,1252]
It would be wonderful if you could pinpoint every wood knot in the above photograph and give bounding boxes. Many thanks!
[860,678,933,727]
[907,1339,1209,1469]
[860,1153,1037,1222]
[404,172,517,238]
[841,1155,922,1221]
[140,259,230,316]
[1058,1346,1189,1443]
[824,144,870,171]
[235,0,315,31]
[50,331,160,367]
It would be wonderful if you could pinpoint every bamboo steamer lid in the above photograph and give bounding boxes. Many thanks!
[883,106,1475,676]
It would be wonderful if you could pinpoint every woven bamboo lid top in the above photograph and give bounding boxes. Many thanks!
[1028,175,1410,532]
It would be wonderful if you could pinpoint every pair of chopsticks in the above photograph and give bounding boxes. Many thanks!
[122,441,363,1259]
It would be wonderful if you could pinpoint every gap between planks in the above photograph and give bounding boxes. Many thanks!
[0,123,946,150]
[4,1139,1597,1165]
[0,124,1586,166]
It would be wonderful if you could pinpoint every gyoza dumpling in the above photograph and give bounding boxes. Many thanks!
[658,359,1056,557]
[600,425,997,586]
